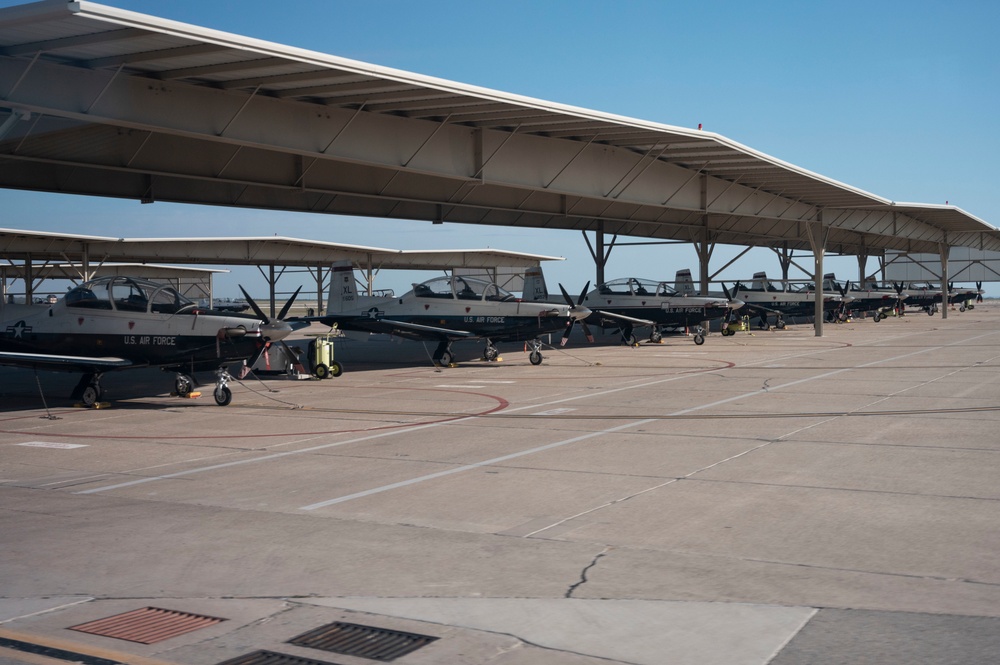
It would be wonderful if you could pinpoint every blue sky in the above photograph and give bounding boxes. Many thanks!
[2,0,997,296]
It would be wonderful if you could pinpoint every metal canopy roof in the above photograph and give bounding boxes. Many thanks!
[0,227,562,270]
[1,0,998,258]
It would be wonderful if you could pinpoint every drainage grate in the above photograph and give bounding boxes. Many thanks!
[68,607,226,644]
[288,621,438,661]
[216,650,345,665]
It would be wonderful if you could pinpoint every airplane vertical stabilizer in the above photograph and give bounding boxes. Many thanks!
[752,272,772,291]
[327,260,359,314]
[522,266,549,302]
[674,269,696,295]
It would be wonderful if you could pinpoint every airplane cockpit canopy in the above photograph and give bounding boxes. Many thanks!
[411,275,516,302]
[596,277,679,298]
[65,276,194,314]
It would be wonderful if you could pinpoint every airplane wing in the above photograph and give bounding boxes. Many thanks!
[300,315,476,341]
[0,351,133,372]
[593,310,656,327]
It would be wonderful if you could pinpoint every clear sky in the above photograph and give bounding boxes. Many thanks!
[1,0,997,297]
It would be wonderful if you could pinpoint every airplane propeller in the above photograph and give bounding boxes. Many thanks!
[977,281,984,303]
[236,285,309,368]
[557,282,593,345]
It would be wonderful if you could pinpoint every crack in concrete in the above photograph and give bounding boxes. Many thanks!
[565,547,612,598]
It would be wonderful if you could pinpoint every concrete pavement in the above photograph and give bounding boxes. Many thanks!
[1,304,999,664]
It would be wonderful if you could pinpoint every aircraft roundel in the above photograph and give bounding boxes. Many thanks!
[128,321,135,329]
[465,307,471,313]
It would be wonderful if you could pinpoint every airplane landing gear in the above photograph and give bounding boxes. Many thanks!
[433,340,454,366]
[73,372,104,407]
[483,340,500,362]
[175,373,194,397]
[527,339,544,365]
[213,367,233,406]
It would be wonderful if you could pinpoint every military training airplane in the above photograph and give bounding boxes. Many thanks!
[523,268,742,345]
[294,261,591,366]
[900,281,984,315]
[822,274,909,322]
[675,270,849,329]
[0,275,303,407]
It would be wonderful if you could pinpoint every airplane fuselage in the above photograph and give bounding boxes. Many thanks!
[0,301,268,372]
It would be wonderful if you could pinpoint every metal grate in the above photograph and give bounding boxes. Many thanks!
[216,650,345,665]
[288,621,438,661]
[68,607,226,644]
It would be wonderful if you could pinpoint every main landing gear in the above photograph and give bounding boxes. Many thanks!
[72,372,105,407]
[173,368,233,406]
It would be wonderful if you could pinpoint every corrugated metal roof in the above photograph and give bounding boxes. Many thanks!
[0,1,997,256]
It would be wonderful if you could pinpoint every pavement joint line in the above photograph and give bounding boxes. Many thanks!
[73,328,996,501]
[299,339,966,510]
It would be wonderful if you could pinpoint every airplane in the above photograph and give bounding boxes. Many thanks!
[292,261,592,366]
[674,271,848,330]
[899,282,984,315]
[0,275,304,407]
[523,269,742,345]
[822,274,908,322]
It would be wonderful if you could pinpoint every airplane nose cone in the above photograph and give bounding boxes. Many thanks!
[571,305,592,320]
[729,299,745,310]
[261,321,294,341]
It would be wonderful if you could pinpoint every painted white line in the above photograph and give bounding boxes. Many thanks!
[17,442,88,449]
[300,341,965,510]
[76,329,998,500]
[531,408,577,416]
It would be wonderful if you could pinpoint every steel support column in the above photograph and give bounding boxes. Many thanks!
[805,214,828,337]
[940,241,950,320]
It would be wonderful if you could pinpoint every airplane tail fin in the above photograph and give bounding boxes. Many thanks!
[522,266,549,302]
[751,271,771,291]
[674,269,696,295]
[327,260,359,314]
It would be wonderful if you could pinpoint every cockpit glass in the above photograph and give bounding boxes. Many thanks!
[412,275,513,301]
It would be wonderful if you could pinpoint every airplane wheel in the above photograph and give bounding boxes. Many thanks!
[313,363,330,379]
[329,361,343,377]
[626,334,638,346]
[873,313,881,322]
[439,351,454,366]
[927,308,934,316]
[693,334,705,345]
[175,375,193,396]
[214,385,232,406]
[484,347,499,361]
[529,350,543,365]
[81,385,100,407]
[650,331,662,343]
[776,320,786,330]
[960,304,966,312]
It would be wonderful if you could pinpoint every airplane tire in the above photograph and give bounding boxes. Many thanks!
[313,363,330,379]
[81,385,100,407]
[175,375,193,396]
[529,351,543,365]
[873,313,881,322]
[439,351,454,366]
[484,347,499,361]
[650,331,662,343]
[214,386,232,406]
[693,334,705,345]
[776,320,786,330]
[329,361,343,377]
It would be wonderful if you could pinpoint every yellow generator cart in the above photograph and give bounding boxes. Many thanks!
[307,330,344,379]
[720,315,750,336]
